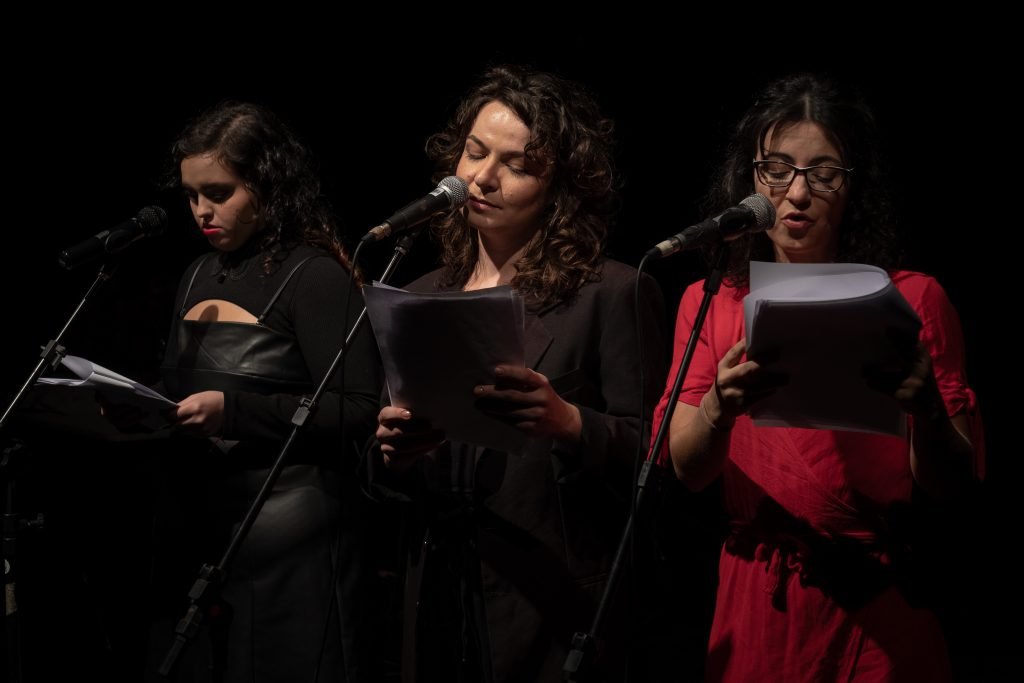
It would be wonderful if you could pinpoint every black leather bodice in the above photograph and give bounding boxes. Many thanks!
[161,254,316,401]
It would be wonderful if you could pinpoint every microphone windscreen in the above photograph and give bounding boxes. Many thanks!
[438,176,469,208]
[137,205,169,235]
[740,193,776,230]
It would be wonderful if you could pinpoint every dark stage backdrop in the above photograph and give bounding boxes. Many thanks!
[1,34,1008,681]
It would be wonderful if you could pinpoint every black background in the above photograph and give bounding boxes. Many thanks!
[1,26,1010,681]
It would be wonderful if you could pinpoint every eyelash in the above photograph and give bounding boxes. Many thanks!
[464,149,528,176]
[184,190,230,203]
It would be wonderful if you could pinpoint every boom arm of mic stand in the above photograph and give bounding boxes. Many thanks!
[561,244,731,682]
[159,230,423,677]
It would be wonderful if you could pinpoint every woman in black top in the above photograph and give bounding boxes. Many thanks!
[153,101,379,682]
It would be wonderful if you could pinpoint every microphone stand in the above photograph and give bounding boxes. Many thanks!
[562,244,731,682]
[159,231,421,678]
[1,259,118,683]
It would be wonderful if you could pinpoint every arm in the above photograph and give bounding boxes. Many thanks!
[656,283,782,491]
[668,341,738,490]
[573,271,667,474]
[904,358,974,499]
[667,339,781,490]
[469,269,668,477]
[899,278,978,498]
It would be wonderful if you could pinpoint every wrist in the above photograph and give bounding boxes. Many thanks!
[557,403,583,443]
[700,391,736,432]
[909,379,947,423]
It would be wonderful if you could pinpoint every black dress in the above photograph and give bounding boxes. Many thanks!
[151,242,380,683]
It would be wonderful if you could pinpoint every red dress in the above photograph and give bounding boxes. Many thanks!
[651,271,983,682]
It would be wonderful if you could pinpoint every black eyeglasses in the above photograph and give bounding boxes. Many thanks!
[753,159,853,193]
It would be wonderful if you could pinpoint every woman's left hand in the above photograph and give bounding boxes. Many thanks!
[474,365,582,442]
[865,330,944,419]
[891,344,944,418]
[174,390,225,436]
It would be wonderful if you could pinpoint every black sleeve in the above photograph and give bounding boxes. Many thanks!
[221,257,382,446]
[554,270,668,480]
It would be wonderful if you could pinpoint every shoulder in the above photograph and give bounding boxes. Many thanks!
[283,244,346,279]
[681,277,745,309]
[595,258,639,283]
[682,278,707,301]
[175,252,217,293]
[182,251,215,279]
[274,245,352,303]
[890,269,948,304]
[404,267,446,294]
[549,259,662,324]
[585,258,655,297]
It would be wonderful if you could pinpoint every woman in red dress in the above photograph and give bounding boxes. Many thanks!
[651,74,983,682]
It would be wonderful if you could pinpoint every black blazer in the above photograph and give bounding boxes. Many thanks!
[386,259,667,683]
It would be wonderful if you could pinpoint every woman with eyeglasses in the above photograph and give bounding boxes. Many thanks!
[650,74,982,681]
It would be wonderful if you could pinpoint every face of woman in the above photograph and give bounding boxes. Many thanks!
[456,101,552,248]
[755,120,850,263]
[180,154,264,252]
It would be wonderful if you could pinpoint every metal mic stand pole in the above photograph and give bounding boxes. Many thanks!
[562,244,730,681]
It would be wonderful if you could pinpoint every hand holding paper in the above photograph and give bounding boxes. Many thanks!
[376,405,448,469]
[473,365,583,442]
[364,283,528,452]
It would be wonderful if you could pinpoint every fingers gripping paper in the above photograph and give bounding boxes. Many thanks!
[364,283,528,452]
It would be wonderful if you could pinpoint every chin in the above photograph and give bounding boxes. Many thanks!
[783,246,831,263]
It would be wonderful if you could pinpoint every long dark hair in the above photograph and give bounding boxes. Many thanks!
[709,74,898,285]
[427,65,616,310]
[169,101,352,273]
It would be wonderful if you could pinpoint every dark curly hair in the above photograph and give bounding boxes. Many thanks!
[426,65,616,310]
[168,101,353,274]
[708,74,899,285]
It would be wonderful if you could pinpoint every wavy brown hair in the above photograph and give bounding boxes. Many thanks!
[427,65,616,310]
[169,101,354,276]
[708,74,899,286]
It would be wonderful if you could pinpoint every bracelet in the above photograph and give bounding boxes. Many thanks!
[699,392,736,432]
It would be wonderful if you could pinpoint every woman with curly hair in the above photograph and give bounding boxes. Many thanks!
[651,74,983,681]
[150,101,380,682]
[374,65,667,682]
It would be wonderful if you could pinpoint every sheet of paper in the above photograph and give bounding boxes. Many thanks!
[364,283,527,452]
[37,354,178,412]
[743,261,921,437]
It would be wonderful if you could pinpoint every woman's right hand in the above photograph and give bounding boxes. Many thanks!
[376,406,446,470]
[708,339,787,425]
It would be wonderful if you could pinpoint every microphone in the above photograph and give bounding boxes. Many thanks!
[58,205,169,270]
[361,176,469,242]
[645,193,776,259]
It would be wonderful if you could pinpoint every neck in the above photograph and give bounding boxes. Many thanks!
[465,230,535,290]
[773,245,837,264]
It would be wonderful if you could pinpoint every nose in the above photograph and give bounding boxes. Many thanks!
[194,196,215,222]
[785,171,812,206]
[471,158,499,194]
